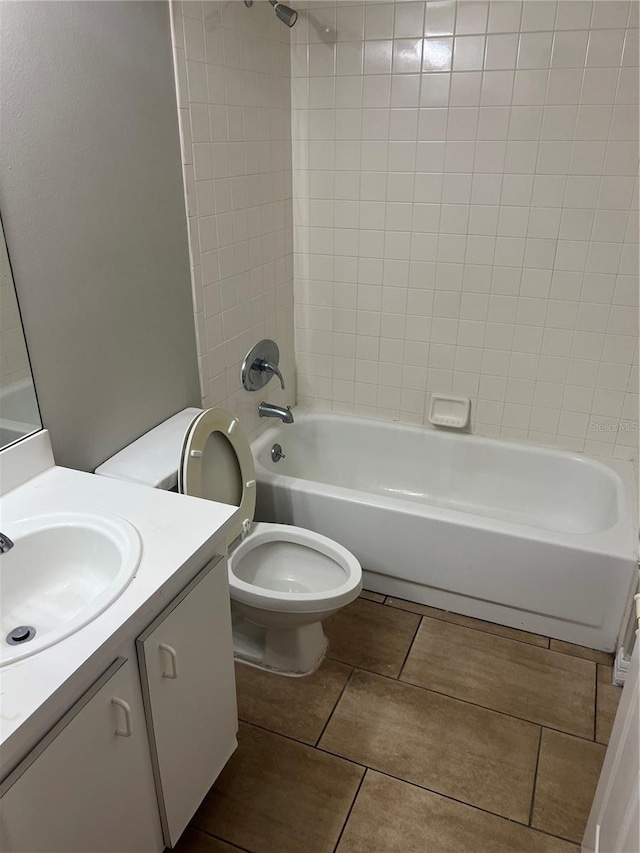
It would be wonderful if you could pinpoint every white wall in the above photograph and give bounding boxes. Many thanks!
[171,0,295,438]
[1,1,201,471]
[292,0,638,460]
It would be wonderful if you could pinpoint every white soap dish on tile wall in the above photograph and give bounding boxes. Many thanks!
[428,395,470,429]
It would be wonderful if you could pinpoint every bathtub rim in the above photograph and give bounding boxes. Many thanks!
[251,409,638,562]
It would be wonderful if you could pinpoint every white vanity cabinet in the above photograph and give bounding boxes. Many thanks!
[0,658,162,853]
[0,553,238,852]
[137,555,238,847]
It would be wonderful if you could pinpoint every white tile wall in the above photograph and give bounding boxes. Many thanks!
[171,0,295,437]
[291,0,639,459]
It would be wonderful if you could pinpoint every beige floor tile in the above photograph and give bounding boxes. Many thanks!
[532,729,606,844]
[549,639,614,666]
[359,589,385,603]
[175,827,246,853]
[386,597,549,647]
[193,723,363,853]
[319,669,539,823]
[324,598,420,677]
[401,617,595,737]
[234,659,351,745]
[596,664,623,745]
[337,771,580,853]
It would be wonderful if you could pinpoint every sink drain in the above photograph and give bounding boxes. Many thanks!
[6,626,36,645]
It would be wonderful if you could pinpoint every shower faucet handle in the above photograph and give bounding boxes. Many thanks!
[241,339,285,392]
[253,358,285,390]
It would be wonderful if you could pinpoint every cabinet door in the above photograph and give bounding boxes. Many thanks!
[137,556,238,847]
[0,658,162,853]
[582,640,640,853]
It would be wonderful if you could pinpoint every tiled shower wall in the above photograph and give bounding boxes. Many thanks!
[171,0,295,437]
[292,0,639,458]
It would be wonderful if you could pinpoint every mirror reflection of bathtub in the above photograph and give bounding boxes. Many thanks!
[252,410,638,653]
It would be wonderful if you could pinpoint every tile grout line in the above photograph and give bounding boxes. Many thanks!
[371,596,613,664]
[397,670,597,742]
[383,599,614,665]
[593,662,598,741]
[325,759,576,842]
[397,612,423,680]
[319,659,596,743]
[239,716,537,830]
[325,596,422,679]
[331,768,368,853]
[230,716,583,844]
[367,766,584,849]
[239,717,317,747]
[527,726,544,828]
[186,824,252,853]
[314,665,356,748]
[547,644,614,667]
[383,598,555,651]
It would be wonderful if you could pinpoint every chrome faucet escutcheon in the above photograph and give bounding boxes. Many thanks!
[0,532,15,554]
[271,443,286,462]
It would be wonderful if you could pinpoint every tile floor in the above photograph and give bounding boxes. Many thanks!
[175,592,624,853]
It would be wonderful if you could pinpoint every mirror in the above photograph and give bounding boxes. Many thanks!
[0,215,41,449]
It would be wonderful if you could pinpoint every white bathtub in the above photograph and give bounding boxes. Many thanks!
[252,411,638,652]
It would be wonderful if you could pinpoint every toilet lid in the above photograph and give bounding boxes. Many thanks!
[179,407,256,547]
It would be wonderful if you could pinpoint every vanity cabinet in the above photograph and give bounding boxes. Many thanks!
[137,556,238,846]
[0,553,238,852]
[0,658,161,853]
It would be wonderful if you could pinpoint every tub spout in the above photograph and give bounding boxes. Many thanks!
[258,402,294,424]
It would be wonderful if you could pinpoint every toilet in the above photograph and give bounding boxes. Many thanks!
[96,407,362,676]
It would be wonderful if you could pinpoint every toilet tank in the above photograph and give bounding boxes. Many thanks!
[95,408,202,490]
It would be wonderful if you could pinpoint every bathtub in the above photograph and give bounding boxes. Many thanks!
[252,411,638,652]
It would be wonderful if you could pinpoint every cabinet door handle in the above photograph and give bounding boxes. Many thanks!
[112,697,133,737]
[159,642,179,679]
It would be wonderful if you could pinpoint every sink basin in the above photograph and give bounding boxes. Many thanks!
[1,512,141,666]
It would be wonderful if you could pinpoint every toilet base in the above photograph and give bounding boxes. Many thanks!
[232,611,328,677]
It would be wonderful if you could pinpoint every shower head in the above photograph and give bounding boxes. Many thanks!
[269,0,298,27]
[244,0,298,29]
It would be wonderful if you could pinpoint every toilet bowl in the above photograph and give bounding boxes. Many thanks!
[96,407,362,676]
[228,522,361,674]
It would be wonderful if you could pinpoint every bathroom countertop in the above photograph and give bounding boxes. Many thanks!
[0,462,237,778]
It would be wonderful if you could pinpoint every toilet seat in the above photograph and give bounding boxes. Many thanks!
[179,407,256,546]
[228,522,361,613]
